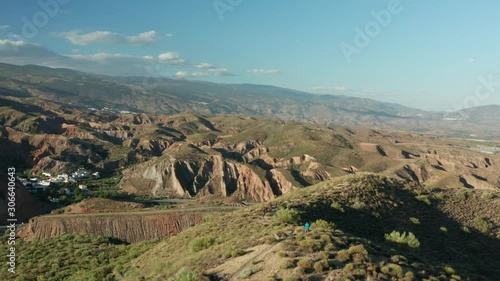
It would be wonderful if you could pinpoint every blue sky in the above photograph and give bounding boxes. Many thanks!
[0,0,499,111]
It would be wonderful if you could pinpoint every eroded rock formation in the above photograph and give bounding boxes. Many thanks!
[18,212,203,243]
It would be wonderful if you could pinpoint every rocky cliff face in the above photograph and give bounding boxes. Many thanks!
[121,155,278,202]
[391,146,500,190]
[18,212,203,243]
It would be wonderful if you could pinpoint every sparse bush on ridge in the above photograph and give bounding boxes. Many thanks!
[189,237,216,252]
[311,219,335,230]
[240,267,258,278]
[351,200,366,210]
[474,216,493,234]
[281,259,297,269]
[299,239,324,253]
[314,259,329,272]
[481,192,495,199]
[380,263,404,278]
[297,258,314,270]
[169,267,199,281]
[330,201,344,212]
[456,191,469,201]
[409,217,420,224]
[274,208,300,224]
[443,265,455,275]
[415,195,431,205]
[385,231,420,248]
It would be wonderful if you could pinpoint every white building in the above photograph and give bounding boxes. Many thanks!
[73,168,90,179]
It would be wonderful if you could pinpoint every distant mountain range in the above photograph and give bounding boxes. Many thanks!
[0,63,499,138]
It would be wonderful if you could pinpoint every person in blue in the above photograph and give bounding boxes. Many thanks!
[304,222,310,233]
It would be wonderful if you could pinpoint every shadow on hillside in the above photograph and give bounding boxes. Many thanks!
[0,97,47,114]
[290,170,311,187]
[298,187,500,281]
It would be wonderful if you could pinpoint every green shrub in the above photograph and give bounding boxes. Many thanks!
[351,200,366,210]
[297,258,314,270]
[456,191,469,201]
[443,266,455,275]
[385,231,420,248]
[336,249,350,262]
[434,192,444,200]
[330,202,344,212]
[225,249,246,258]
[240,267,258,278]
[320,234,332,243]
[404,271,415,281]
[343,262,355,272]
[278,251,287,257]
[474,216,493,234]
[415,195,431,205]
[274,208,300,224]
[189,237,216,252]
[409,217,420,224]
[481,192,495,199]
[440,227,448,232]
[311,219,335,230]
[299,239,324,253]
[461,226,470,233]
[380,263,403,278]
[313,260,329,272]
[281,259,297,269]
[347,245,368,263]
[169,267,199,281]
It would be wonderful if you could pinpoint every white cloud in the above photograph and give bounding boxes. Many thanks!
[247,68,281,74]
[158,52,185,64]
[175,71,209,78]
[71,49,80,53]
[68,52,154,62]
[0,25,9,30]
[164,33,173,37]
[58,30,159,46]
[194,62,213,69]
[0,39,29,49]
[191,72,209,77]
[208,67,235,76]
[468,57,476,63]
[0,39,233,78]
[0,40,58,58]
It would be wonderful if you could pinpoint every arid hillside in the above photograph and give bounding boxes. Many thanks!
[1,94,499,205]
[1,174,498,281]
[122,174,500,281]
[1,63,499,138]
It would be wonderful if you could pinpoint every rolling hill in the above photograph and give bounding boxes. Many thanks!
[1,63,499,138]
